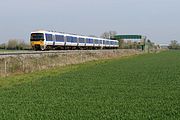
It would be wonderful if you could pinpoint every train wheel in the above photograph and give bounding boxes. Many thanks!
[40,46,45,51]
[33,46,39,51]
[33,46,37,51]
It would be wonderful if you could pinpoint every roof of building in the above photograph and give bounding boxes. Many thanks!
[114,35,142,39]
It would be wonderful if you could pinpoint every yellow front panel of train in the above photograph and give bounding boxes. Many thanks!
[31,41,44,46]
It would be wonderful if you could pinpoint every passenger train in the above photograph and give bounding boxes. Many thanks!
[30,30,119,50]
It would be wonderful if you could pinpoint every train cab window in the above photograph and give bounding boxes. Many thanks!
[45,34,53,41]
[31,33,44,41]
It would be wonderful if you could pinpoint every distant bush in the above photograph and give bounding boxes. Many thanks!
[1,39,31,50]
[0,43,6,49]
[7,39,18,50]
[169,40,180,50]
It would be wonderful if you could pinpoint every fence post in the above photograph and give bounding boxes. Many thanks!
[5,60,7,77]
[65,53,67,65]
[81,52,83,62]
[22,60,25,72]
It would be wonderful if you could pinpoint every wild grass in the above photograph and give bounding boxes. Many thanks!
[0,51,179,119]
[0,49,142,77]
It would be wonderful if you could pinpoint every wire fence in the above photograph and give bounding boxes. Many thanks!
[0,50,142,77]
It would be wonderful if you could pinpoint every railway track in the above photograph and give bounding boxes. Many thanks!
[0,49,118,56]
[0,50,66,56]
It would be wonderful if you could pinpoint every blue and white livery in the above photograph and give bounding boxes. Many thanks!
[30,30,119,50]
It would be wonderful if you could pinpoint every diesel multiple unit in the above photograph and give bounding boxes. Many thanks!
[30,30,119,50]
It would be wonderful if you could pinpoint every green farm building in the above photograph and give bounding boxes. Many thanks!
[113,35,146,50]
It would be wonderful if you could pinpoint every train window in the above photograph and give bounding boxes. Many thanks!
[55,35,64,42]
[72,37,77,43]
[92,39,94,43]
[95,39,99,44]
[90,39,93,43]
[103,40,105,44]
[79,38,85,43]
[94,39,96,44]
[87,38,92,43]
[97,40,99,44]
[72,37,74,42]
[86,38,89,43]
[87,38,95,43]
[45,34,53,41]
[31,33,44,41]
[106,41,109,45]
[85,38,87,43]
[67,36,72,42]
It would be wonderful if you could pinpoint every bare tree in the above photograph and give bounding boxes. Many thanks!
[170,40,179,49]
[7,39,19,50]
[6,39,30,50]
[101,32,110,39]
[109,31,117,39]
[101,31,117,39]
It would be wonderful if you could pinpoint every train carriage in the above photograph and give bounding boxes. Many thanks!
[30,30,119,50]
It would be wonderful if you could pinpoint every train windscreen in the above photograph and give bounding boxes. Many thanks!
[30,33,44,41]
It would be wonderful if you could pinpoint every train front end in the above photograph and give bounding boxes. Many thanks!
[30,32,46,50]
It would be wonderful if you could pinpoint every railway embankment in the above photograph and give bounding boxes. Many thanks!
[0,49,145,77]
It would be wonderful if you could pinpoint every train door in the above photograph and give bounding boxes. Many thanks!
[52,34,56,47]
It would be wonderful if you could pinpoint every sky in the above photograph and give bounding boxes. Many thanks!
[0,0,180,44]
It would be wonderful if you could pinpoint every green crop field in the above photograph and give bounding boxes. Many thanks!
[0,51,180,119]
